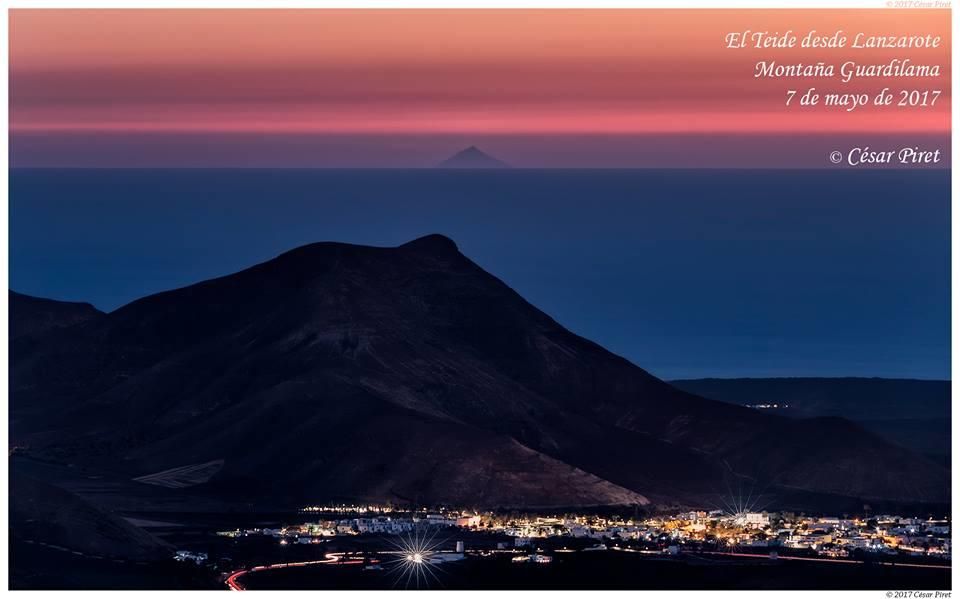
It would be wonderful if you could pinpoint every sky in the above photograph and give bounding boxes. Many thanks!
[9,9,952,167]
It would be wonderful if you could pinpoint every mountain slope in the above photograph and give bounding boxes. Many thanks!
[10,236,949,507]
[671,377,951,462]
[10,471,172,560]
[670,377,950,420]
[10,290,103,340]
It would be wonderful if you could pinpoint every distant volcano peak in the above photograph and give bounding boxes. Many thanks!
[436,146,509,169]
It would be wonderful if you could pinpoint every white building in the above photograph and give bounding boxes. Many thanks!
[735,512,770,528]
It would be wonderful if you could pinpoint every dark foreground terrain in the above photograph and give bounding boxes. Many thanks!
[15,537,947,591]
[9,540,216,590]
[239,551,949,591]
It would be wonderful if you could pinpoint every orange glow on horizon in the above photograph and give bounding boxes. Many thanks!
[9,9,951,136]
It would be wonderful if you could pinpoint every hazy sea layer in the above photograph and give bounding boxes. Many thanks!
[10,168,950,380]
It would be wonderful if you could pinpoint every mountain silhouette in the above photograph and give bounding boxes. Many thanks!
[436,146,509,168]
[672,377,951,463]
[10,290,103,340]
[10,235,948,508]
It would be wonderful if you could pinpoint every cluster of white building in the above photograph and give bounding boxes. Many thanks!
[219,505,950,562]
[649,511,951,560]
[494,510,950,561]
[174,550,208,564]
[218,512,483,544]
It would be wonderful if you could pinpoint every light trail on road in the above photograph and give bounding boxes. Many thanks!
[226,552,343,591]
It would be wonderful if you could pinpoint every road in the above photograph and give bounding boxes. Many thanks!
[226,553,344,591]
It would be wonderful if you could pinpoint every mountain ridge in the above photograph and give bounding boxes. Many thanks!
[671,376,951,462]
[10,290,103,339]
[10,235,949,508]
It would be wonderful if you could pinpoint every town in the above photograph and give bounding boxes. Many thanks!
[216,503,950,562]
